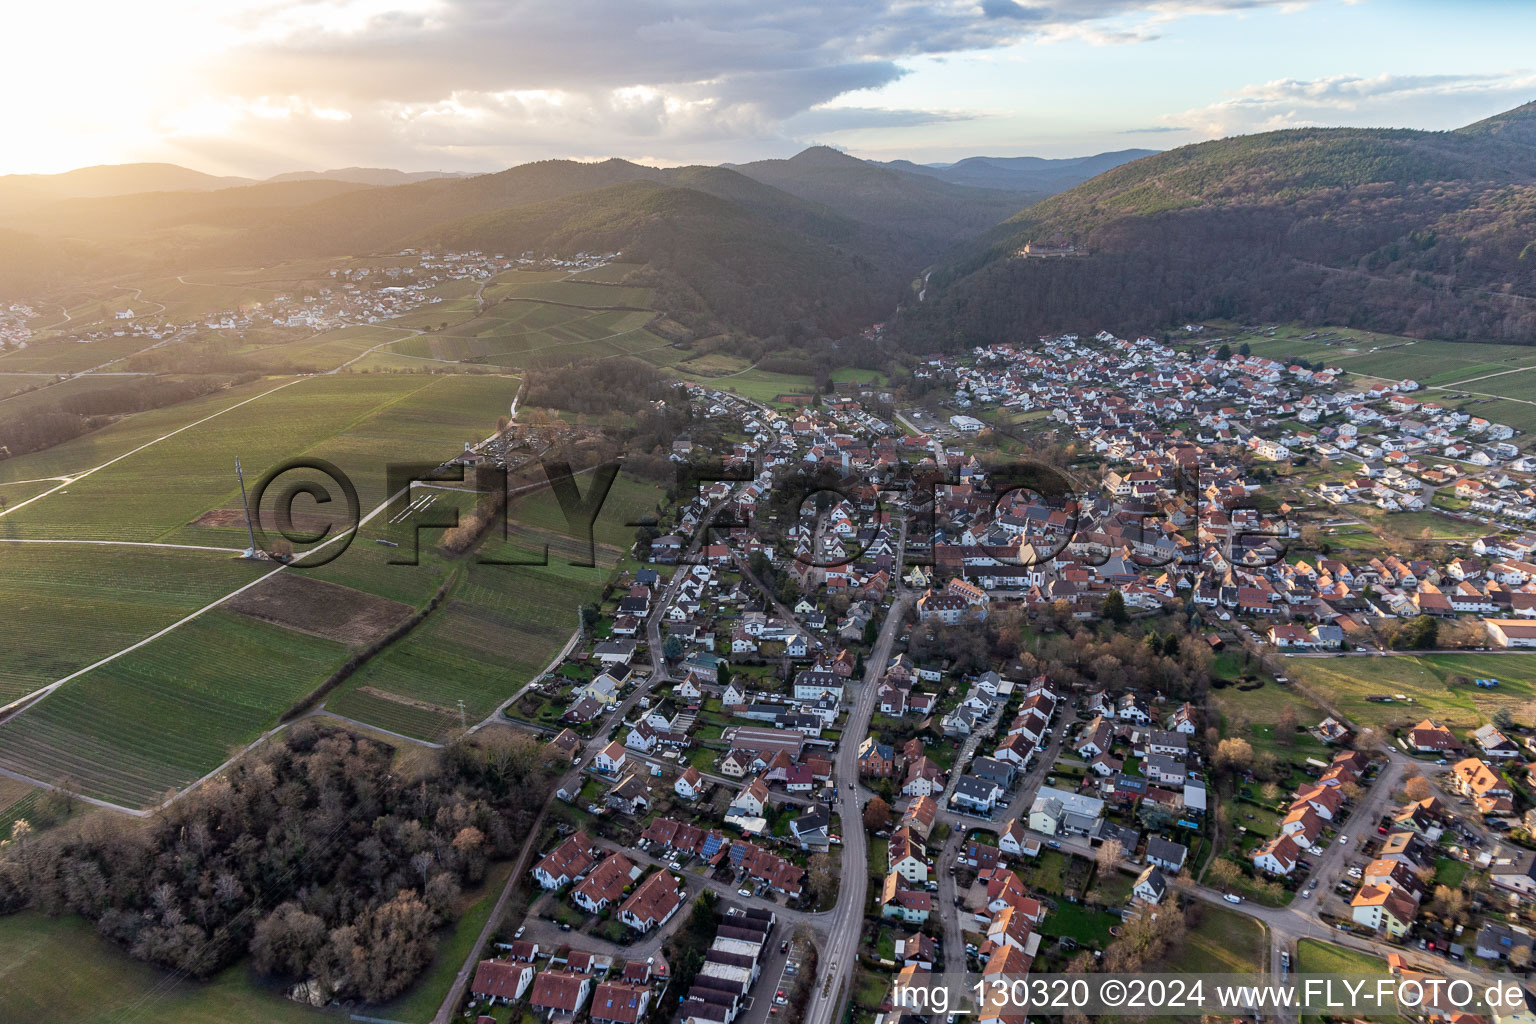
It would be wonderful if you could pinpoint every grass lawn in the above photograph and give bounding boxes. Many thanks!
[1221,866,1293,908]
[4,374,505,542]
[1295,937,1391,974]
[1288,653,1536,730]
[0,912,332,1024]
[1176,906,1266,973]
[854,969,890,1011]
[1294,939,1411,1024]
[1094,870,1134,905]
[1434,857,1468,888]
[327,551,606,741]
[1230,797,1283,840]
[1043,902,1118,948]
[868,838,889,877]
[1025,851,1070,896]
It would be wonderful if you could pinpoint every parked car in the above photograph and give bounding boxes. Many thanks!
[738,888,754,897]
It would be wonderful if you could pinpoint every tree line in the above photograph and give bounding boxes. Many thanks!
[0,373,256,461]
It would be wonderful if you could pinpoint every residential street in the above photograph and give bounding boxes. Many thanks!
[801,587,914,1024]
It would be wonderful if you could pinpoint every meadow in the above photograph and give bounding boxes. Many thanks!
[503,468,669,551]
[1209,326,1536,389]
[0,913,332,1024]
[0,335,156,374]
[677,365,817,404]
[0,374,298,485]
[1287,652,1536,731]
[571,261,644,284]
[496,278,653,308]
[326,553,607,740]
[0,372,145,417]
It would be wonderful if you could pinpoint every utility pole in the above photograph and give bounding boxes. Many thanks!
[457,699,467,732]
[235,458,258,559]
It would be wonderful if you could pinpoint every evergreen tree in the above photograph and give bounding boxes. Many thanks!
[1102,590,1129,624]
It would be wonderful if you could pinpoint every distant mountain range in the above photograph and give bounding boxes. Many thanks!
[0,146,1121,337]
[875,150,1156,192]
[0,163,472,200]
[907,100,1536,347]
[9,108,1535,349]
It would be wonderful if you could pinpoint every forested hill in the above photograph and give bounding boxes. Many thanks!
[0,154,994,340]
[905,101,1536,348]
[728,146,1041,248]
[416,180,906,339]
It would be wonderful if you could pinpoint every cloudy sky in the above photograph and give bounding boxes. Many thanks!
[5,0,1534,176]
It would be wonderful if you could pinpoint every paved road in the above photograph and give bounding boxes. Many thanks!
[801,588,914,1024]
[936,827,967,969]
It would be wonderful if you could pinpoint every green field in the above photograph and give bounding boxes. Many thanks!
[1293,939,1411,1024]
[497,279,653,308]
[1295,937,1389,974]
[0,335,157,374]
[0,373,516,544]
[571,261,644,284]
[1334,340,1536,384]
[323,560,594,738]
[320,466,661,740]
[1449,395,1536,434]
[1212,327,1536,386]
[1288,652,1536,730]
[0,375,298,485]
[678,366,816,404]
[0,372,155,418]
[504,468,668,552]
[0,544,267,702]
[1356,508,1484,541]
[0,610,345,806]
[392,299,665,368]
[0,912,331,1024]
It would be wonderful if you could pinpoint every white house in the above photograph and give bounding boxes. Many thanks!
[594,741,628,775]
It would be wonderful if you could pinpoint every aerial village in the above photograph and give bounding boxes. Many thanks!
[458,325,1536,1023]
[0,250,621,351]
